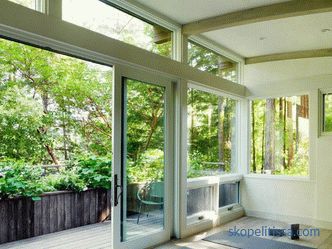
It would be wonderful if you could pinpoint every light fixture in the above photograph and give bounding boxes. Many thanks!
[321,28,331,33]
[259,37,267,41]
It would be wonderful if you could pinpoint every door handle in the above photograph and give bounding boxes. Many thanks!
[114,174,123,207]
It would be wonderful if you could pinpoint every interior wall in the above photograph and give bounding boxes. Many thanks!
[242,57,332,229]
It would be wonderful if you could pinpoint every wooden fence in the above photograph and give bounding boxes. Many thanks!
[0,188,111,244]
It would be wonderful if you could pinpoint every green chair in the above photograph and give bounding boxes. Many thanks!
[136,181,164,224]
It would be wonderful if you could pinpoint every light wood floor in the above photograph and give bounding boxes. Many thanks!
[156,216,332,249]
[1,216,332,249]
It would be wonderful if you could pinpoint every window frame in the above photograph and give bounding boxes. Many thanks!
[0,0,246,241]
[319,88,332,136]
[7,0,46,12]
[248,93,312,179]
[183,82,244,232]
[188,35,244,84]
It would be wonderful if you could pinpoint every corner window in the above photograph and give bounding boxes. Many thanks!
[188,41,237,83]
[62,0,172,58]
[323,93,332,132]
[250,95,309,176]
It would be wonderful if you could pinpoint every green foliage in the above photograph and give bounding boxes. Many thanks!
[324,94,332,132]
[75,157,112,189]
[250,97,309,176]
[127,149,164,183]
[0,157,112,199]
[46,168,87,193]
[0,161,50,199]
[187,88,236,177]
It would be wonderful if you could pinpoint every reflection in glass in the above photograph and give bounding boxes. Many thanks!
[63,0,172,58]
[188,41,237,83]
[187,187,213,217]
[122,79,165,241]
[219,182,239,208]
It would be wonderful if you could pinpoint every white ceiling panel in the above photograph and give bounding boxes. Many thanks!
[133,0,289,24]
[203,12,332,57]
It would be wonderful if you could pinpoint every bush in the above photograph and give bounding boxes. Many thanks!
[0,161,51,199]
[0,157,112,200]
[75,156,112,189]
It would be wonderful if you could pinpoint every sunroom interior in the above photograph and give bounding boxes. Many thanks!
[0,0,332,249]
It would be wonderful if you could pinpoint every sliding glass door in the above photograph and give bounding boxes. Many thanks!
[112,66,173,249]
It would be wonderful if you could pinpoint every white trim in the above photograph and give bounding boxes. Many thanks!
[245,209,332,230]
[0,1,246,98]
[188,36,244,85]
[105,0,182,62]
[106,0,181,32]
[190,35,244,65]
[112,64,174,249]
[244,174,313,182]
[247,91,314,180]
[318,88,332,136]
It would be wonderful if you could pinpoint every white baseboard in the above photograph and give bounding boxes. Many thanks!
[245,209,332,229]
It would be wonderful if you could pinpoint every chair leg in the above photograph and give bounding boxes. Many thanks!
[137,202,142,224]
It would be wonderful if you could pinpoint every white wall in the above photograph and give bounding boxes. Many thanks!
[242,57,332,229]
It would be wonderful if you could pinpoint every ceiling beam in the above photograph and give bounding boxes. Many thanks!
[245,48,332,64]
[182,0,332,35]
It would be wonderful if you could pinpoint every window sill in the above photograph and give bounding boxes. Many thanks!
[244,174,313,182]
[187,173,243,189]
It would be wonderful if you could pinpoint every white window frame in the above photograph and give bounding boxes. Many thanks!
[319,88,332,136]
[247,92,313,180]
[0,0,247,241]
[188,35,245,84]
[179,82,244,238]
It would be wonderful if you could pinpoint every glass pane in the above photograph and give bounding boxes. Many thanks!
[187,88,237,178]
[122,78,165,241]
[188,41,237,83]
[324,94,332,132]
[250,95,309,176]
[219,182,239,208]
[187,186,213,217]
[62,0,172,58]
[8,0,41,12]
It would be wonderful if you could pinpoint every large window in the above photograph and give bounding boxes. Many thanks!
[251,95,309,176]
[323,93,332,132]
[62,0,172,58]
[187,88,237,178]
[188,41,237,83]
[186,87,238,221]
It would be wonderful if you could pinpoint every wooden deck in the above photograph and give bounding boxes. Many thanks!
[0,211,163,249]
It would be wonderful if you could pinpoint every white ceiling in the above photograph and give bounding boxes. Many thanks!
[134,0,289,24]
[203,12,332,57]
[133,0,332,58]
[244,57,332,85]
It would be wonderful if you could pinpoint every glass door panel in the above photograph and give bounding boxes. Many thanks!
[112,66,172,249]
[122,78,166,241]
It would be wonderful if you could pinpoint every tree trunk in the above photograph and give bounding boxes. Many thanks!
[261,111,265,173]
[295,104,299,153]
[217,97,224,169]
[40,92,59,164]
[264,98,275,172]
[287,101,294,167]
[251,101,256,173]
